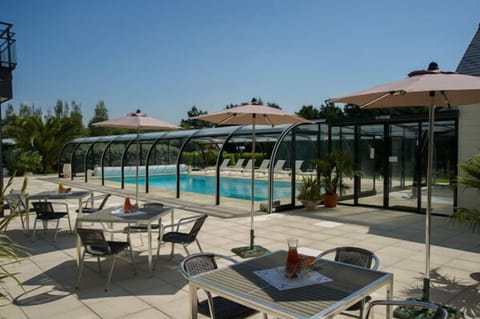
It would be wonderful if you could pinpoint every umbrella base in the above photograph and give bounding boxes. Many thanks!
[393,298,462,319]
[231,245,270,258]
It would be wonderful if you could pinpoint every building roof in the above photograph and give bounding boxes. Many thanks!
[457,24,480,76]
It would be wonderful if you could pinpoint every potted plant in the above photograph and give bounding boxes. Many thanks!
[313,150,359,208]
[297,176,322,209]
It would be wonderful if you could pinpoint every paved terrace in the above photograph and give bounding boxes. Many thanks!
[0,175,479,318]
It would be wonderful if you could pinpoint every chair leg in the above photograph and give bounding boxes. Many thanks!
[66,214,73,233]
[154,240,161,269]
[196,239,203,253]
[182,244,190,256]
[54,219,61,242]
[97,257,102,272]
[32,218,38,241]
[105,255,116,292]
[76,250,86,289]
[129,245,137,275]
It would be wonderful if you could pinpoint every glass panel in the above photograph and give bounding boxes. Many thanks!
[358,125,385,206]
[332,126,355,204]
[388,123,419,210]
[420,120,456,214]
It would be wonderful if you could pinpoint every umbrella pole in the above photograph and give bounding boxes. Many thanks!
[136,130,139,204]
[423,96,436,301]
[250,116,256,250]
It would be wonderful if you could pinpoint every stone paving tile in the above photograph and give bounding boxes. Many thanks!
[1,175,479,318]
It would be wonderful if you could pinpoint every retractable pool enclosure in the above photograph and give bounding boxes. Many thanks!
[59,111,458,216]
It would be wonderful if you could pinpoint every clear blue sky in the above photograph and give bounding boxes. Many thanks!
[3,0,480,125]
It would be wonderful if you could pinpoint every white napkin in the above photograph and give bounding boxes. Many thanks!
[254,266,332,290]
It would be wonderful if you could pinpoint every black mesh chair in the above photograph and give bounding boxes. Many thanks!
[365,299,448,319]
[123,202,164,233]
[76,228,136,291]
[76,193,111,214]
[155,213,207,265]
[317,246,380,319]
[180,253,267,319]
[32,201,72,241]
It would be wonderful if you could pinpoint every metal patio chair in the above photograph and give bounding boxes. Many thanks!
[76,227,136,291]
[31,201,72,241]
[317,246,380,319]
[123,202,165,244]
[155,213,207,265]
[4,193,31,231]
[76,193,111,214]
[180,253,267,319]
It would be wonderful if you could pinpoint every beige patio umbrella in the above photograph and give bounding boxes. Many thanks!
[193,101,306,256]
[93,109,180,203]
[327,62,480,301]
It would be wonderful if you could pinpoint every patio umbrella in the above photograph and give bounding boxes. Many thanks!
[327,62,480,301]
[192,101,306,256]
[93,110,180,204]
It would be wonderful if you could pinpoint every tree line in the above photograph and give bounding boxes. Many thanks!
[3,97,427,175]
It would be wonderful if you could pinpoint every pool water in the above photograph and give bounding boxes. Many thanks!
[108,174,293,201]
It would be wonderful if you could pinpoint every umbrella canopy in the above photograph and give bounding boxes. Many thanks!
[327,62,480,301]
[331,69,480,108]
[93,110,181,131]
[93,110,180,203]
[194,103,306,125]
[193,102,306,252]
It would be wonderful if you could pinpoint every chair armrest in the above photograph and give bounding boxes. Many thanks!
[81,194,106,207]
[51,202,70,213]
[163,215,203,232]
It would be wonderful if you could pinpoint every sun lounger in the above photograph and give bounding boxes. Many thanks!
[226,158,246,173]
[255,159,270,175]
[205,158,230,173]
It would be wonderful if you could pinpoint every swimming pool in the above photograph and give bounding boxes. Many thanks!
[108,174,293,201]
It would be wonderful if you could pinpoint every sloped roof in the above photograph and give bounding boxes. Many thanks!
[457,24,480,76]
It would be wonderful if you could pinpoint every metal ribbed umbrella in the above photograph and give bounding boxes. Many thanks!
[93,109,180,203]
[193,102,306,255]
[327,62,480,301]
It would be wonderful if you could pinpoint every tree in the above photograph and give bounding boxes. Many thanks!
[180,105,212,129]
[296,105,321,120]
[318,102,344,121]
[88,100,112,136]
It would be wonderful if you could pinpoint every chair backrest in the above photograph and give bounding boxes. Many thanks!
[32,201,57,219]
[258,160,270,170]
[219,158,230,168]
[243,159,253,170]
[97,193,111,210]
[233,159,245,168]
[273,159,286,171]
[187,214,208,242]
[181,253,218,277]
[5,193,27,213]
[295,160,304,171]
[319,246,379,270]
[76,228,110,254]
[143,202,164,210]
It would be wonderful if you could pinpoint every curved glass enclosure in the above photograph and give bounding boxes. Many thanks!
[60,110,459,216]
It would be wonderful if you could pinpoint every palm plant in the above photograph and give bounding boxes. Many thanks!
[0,175,27,303]
[313,150,358,195]
[451,154,480,232]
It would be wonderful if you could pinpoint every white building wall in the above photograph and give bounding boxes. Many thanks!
[457,104,480,209]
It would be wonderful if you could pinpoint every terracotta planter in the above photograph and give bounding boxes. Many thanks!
[323,193,338,208]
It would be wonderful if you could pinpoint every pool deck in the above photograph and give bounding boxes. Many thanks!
[1,175,479,318]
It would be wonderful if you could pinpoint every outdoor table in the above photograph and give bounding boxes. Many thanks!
[27,190,92,232]
[187,250,394,319]
[75,205,173,274]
